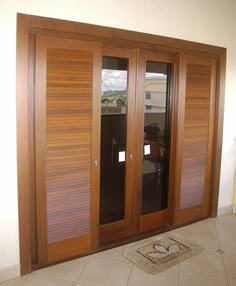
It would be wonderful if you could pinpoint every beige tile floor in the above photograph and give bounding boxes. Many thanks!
[1,213,235,286]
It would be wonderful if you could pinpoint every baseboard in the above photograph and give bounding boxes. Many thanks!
[217,205,232,216]
[0,264,20,283]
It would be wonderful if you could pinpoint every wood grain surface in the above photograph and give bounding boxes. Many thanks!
[35,35,101,264]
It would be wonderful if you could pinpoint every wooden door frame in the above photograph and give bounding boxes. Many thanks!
[134,50,178,233]
[16,13,226,274]
[99,45,137,245]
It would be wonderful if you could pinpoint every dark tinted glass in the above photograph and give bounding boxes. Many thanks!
[141,61,171,215]
[100,56,128,224]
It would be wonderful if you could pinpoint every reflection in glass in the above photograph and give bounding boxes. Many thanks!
[100,56,128,225]
[141,61,171,215]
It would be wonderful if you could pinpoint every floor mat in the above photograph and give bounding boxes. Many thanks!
[123,235,203,274]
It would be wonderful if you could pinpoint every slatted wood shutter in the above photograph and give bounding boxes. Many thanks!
[35,36,101,264]
[175,54,216,225]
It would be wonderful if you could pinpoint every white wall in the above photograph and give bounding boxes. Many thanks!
[0,0,235,271]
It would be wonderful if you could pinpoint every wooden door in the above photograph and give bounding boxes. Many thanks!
[99,46,136,244]
[174,54,216,225]
[134,51,177,233]
[35,35,101,264]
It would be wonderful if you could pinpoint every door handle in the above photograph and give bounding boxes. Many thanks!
[94,160,98,167]
[129,153,133,160]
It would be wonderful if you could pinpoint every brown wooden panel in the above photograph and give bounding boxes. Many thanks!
[46,47,92,245]
[180,63,211,210]
[139,209,170,233]
[48,235,90,263]
[175,55,216,225]
[35,35,101,265]
[99,220,131,245]
[28,34,38,266]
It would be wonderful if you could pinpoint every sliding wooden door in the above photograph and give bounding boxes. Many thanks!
[35,35,101,264]
[134,51,177,233]
[33,34,216,264]
[175,54,216,225]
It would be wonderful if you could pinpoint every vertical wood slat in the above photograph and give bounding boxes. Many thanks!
[35,36,101,264]
[175,54,216,224]
[90,47,102,249]
[16,15,32,275]
[209,52,226,217]
[28,34,37,266]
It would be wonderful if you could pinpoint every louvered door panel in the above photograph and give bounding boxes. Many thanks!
[47,48,92,248]
[180,63,211,209]
[35,36,101,264]
[175,55,216,225]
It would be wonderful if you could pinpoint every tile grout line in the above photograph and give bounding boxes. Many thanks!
[125,264,134,286]
[177,262,180,286]
[75,259,91,284]
[33,272,77,284]
[213,218,230,286]
[0,276,21,285]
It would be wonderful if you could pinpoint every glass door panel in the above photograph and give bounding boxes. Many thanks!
[100,56,128,225]
[137,52,176,234]
[141,61,171,215]
[99,47,136,245]
[99,49,175,241]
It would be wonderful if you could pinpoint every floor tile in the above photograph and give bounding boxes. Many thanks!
[77,257,132,286]
[171,227,219,250]
[215,221,236,236]
[214,213,236,225]
[228,278,236,286]
[181,218,216,233]
[0,273,76,286]
[92,245,132,264]
[217,232,236,253]
[127,265,178,286]
[179,269,228,286]
[2,214,236,286]
[0,266,20,283]
[222,252,236,279]
[179,249,225,276]
[35,256,90,282]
